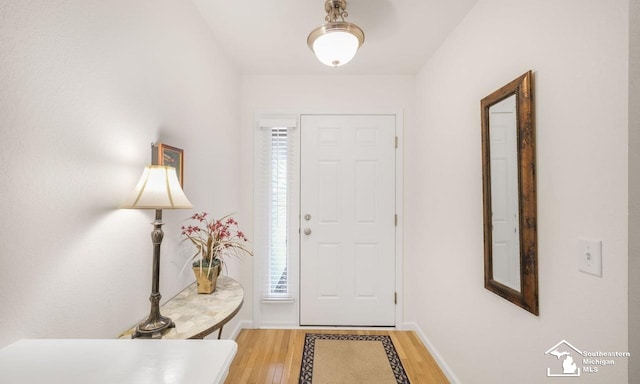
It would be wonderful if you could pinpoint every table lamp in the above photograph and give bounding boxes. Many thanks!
[122,165,193,338]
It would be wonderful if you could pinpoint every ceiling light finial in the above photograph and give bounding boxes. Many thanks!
[307,0,365,67]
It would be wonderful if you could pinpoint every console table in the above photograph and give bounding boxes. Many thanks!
[119,276,243,339]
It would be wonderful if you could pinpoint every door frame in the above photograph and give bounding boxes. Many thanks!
[252,108,405,330]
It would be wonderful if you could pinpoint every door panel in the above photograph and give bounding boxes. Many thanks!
[300,114,396,326]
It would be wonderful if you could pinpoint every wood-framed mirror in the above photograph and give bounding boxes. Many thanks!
[481,70,538,315]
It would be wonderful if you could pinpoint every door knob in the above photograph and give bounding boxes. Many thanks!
[304,228,312,235]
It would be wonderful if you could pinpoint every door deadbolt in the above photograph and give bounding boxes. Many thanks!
[304,214,311,221]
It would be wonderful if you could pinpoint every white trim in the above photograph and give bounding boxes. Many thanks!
[261,297,295,304]
[395,110,405,329]
[253,324,400,333]
[258,118,297,128]
[252,114,300,329]
[226,320,253,340]
[253,107,403,116]
[403,321,460,384]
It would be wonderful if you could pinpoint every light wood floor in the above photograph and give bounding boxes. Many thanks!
[225,329,449,384]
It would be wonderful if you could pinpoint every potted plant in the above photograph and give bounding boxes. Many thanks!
[181,212,252,294]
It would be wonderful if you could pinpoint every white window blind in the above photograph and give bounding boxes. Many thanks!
[254,119,298,300]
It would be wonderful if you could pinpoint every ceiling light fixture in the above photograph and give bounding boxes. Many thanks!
[307,0,365,67]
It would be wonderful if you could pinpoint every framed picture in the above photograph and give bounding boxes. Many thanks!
[152,143,184,187]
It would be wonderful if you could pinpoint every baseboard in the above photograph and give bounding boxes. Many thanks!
[256,324,398,331]
[403,321,460,384]
[227,320,253,340]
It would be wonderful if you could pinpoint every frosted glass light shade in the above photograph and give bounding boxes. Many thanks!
[308,21,364,67]
[312,32,358,66]
[122,165,192,209]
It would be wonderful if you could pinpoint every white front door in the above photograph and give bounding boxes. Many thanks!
[299,114,396,326]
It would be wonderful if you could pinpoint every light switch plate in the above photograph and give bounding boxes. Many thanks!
[578,238,602,277]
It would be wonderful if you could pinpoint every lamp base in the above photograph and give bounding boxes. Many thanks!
[131,209,174,339]
[132,315,175,339]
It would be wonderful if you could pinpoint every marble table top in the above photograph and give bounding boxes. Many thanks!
[120,276,244,339]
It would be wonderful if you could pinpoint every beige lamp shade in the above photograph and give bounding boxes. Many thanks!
[122,165,192,209]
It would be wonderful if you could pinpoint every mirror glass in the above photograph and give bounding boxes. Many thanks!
[481,71,538,315]
[488,94,521,292]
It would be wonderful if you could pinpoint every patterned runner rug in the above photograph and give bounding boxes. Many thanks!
[299,333,410,384]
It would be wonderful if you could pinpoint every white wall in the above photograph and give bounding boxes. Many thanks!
[0,0,242,347]
[1,3,633,382]
[629,0,640,382]
[406,0,629,383]
[240,75,415,327]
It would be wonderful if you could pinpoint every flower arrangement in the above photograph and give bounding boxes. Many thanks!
[181,212,252,275]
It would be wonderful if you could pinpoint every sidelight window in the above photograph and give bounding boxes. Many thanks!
[254,119,298,300]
